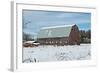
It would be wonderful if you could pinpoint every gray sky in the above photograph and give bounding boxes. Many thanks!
[23,10,91,35]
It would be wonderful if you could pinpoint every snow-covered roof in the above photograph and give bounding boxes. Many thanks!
[41,24,75,30]
[37,24,75,38]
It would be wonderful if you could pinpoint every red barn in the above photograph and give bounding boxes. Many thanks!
[37,24,80,45]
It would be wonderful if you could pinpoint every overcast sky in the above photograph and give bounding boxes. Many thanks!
[23,10,91,35]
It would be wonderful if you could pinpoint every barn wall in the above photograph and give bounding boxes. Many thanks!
[68,25,80,45]
[37,37,68,46]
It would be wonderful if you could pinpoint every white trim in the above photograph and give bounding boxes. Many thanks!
[11,1,17,71]
[15,1,96,9]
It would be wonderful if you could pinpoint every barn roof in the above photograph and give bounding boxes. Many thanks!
[37,24,75,38]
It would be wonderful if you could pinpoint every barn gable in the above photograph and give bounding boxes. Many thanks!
[37,24,74,39]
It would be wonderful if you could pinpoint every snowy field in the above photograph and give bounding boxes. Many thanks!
[23,44,91,63]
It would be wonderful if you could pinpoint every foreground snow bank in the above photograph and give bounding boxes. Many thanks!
[23,44,91,63]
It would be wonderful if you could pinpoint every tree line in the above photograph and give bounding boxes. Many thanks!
[23,32,34,42]
[79,30,91,43]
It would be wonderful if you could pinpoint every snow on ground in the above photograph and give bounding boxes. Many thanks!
[23,44,91,63]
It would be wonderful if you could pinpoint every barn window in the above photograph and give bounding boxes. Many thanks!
[56,41,57,43]
[46,41,48,44]
[50,41,52,44]
[60,41,62,43]
[51,41,53,43]
[65,41,67,43]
